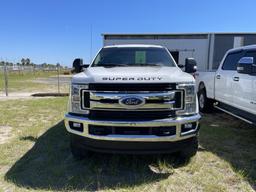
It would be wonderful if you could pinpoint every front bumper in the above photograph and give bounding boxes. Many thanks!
[64,113,201,142]
[70,134,198,154]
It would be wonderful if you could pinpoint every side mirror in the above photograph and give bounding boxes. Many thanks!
[185,58,197,73]
[72,58,89,73]
[73,58,83,73]
[237,57,256,75]
[178,64,184,68]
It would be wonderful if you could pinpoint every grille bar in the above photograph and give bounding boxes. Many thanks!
[90,91,176,101]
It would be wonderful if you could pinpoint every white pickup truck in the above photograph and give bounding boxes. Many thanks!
[196,45,256,125]
[64,44,201,159]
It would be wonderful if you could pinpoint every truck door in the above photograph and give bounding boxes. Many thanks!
[215,50,244,106]
[232,50,256,115]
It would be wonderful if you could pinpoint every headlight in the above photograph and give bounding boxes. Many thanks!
[70,84,89,114]
[176,83,198,116]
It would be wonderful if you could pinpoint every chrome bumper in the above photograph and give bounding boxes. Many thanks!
[64,113,201,142]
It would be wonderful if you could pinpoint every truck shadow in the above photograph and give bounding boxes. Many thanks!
[199,112,256,190]
[4,121,187,191]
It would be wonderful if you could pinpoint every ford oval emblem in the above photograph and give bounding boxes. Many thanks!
[119,96,145,109]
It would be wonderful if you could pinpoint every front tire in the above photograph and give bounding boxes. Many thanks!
[198,89,213,112]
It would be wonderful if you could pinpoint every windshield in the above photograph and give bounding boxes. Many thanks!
[92,47,176,67]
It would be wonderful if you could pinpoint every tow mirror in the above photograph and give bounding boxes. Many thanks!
[178,64,184,68]
[237,57,256,75]
[72,58,89,73]
[185,58,197,73]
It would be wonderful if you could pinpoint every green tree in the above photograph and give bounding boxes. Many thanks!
[25,58,30,66]
[21,58,25,66]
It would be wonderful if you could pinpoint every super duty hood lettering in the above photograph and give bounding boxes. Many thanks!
[102,77,163,81]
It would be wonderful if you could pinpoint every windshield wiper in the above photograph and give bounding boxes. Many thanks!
[96,64,130,67]
[134,63,163,66]
[95,63,163,67]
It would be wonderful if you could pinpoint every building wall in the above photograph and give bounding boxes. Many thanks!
[244,35,256,45]
[212,35,234,69]
[212,34,256,69]
[103,33,256,71]
[104,38,209,70]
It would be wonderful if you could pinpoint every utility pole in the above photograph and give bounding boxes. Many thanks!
[90,24,93,62]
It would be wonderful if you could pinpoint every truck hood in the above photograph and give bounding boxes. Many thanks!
[72,66,195,84]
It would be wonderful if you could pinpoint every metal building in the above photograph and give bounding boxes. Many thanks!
[102,33,256,71]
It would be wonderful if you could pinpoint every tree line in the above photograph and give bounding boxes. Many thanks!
[0,58,65,68]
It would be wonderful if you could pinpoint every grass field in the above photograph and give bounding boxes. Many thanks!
[0,71,70,94]
[0,98,255,192]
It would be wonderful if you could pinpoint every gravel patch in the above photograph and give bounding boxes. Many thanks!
[0,92,68,100]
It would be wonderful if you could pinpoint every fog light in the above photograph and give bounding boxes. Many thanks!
[73,122,82,128]
[181,122,197,135]
[184,123,193,129]
[69,121,83,132]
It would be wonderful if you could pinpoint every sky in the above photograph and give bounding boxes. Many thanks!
[1,0,256,66]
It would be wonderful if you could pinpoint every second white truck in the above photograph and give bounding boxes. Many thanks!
[196,45,256,125]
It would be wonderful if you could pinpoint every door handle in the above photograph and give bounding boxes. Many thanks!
[216,75,221,79]
[233,76,239,81]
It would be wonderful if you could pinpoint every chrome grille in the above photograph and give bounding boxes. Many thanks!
[87,91,183,110]
[80,83,184,120]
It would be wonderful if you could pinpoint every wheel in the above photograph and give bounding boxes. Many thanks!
[70,135,92,160]
[198,89,213,112]
[179,137,198,160]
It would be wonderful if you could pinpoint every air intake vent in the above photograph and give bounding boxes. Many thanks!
[89,110,175,120]
[89,125,176,136]
[81,91,90,109]
[89,83,177,91]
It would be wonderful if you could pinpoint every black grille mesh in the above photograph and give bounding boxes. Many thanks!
[89,110,175,120]
[89,83,177,91]
[89,125,176,136]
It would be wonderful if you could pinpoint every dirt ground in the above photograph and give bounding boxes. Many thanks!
[0,126,12,144]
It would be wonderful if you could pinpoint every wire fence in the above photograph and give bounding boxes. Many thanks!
[0,65,72,97]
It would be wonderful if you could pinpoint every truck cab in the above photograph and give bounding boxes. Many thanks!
[197,45,256,124]
[65,44,201,159]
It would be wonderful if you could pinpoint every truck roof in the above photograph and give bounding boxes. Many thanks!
[103,44,165,49]
[228,44,256,53]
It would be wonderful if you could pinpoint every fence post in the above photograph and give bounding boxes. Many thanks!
[4,62,8,96]
[33,64,36,79]
[57,64,60,93]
